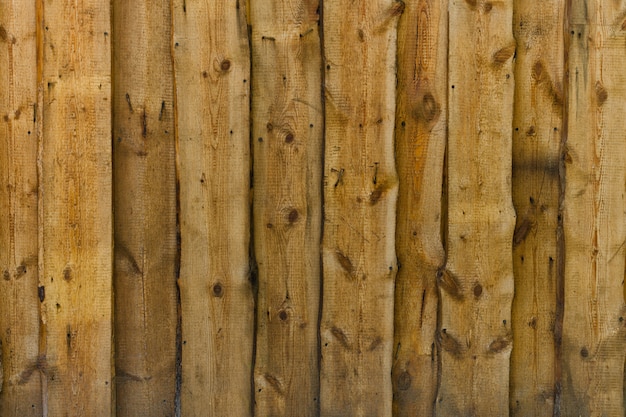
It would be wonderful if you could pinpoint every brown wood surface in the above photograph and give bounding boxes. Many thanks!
[112,1,178,415]
[250,0,323,415]
[561,1,626,415]
[392,0,447,415]
[320,1,401,415]
[510,1,564,415]
[0,1,42,414]
[40,0,114,414]
[0,3,625,416]
[438,0,516,415]
[172,0,255,415]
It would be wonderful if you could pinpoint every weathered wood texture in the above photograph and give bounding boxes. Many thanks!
[438,0,516,416]
[40,0,113,415]
[392,0,447,415]
[0,2,42,415]
[250,1,323,416]
[561,1,626,415]
[1,2,626,416]
[112,1,178,415]
[510,1,564,416]
[320,1,401,415]
[172,0,254,415]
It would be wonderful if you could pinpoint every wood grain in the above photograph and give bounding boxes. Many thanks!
[438,0,516,415]
[112,1,178,415]
[320,1,401,415]
[40,0,113,414]
[561,1,626,415]
[392,0,447,415]
[510,1,564,415]
[172,0,254,415]
[0,1,42,414]
[250,0,323,415]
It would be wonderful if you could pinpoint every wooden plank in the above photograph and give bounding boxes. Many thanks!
[561,1,626,415]
[40,0,113,414]
[320,1,401,415]
[437,1,516,415]
[250,1,322,416]
[112,1,178,415]
[172,1,254,415]
[391,0,447,415]
[0,2,42,415]
[510,1,564,415]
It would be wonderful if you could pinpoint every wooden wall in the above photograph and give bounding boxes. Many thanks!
[1,0,625,416]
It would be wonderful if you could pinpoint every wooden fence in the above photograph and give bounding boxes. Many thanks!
[1,0,625,416]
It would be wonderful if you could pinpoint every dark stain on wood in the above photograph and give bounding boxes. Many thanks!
[368,336,382,352]
[396,370,412,390]
[336,250,354,276]
[488,336,511,353]
[513,214,535,246]
[595,81,608,105]
[420,93,441,123]
[437,329,464,357]
[532,61,544,80]
[331,326,351,350]
[437,268,464,300]
[63,266,72,281]
[263,373,284,395]
[370,188,383,204]
[492,44,516,66]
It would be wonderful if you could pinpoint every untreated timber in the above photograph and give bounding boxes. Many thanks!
[320,0,401,415]
[392,0,447,415]
[510,1,564,415]
[250,0,323,415]
[172,0,254,415]
[112,1,178,415]
[0,1,42,414]
[39,0,114,414]
[437,0,516,415]
[561,1,626,415]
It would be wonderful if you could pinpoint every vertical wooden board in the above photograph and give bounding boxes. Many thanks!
[320,1,401,415]
[438,1,516,416]
[112,1,178,415]
[40,0,113,414]
[561,1,626,415]
[510,1,564,415]
[172,1,254,415]
[250,1,322,416]
[0,2,42,415]
[392,0,447,415]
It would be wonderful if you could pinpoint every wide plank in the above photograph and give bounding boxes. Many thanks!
[561,1,626,415]
[250,0,323,415]
[438,0,516,415]
[392,0,447,415]
[510,1,564,415]
[320,1,401,415]
[0,1,42,414]
[172,0,254,415]
[40,0,113,414]
[112,0,178,415]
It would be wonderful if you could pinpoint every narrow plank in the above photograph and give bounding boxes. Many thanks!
[438,0,516,415]
[320,1,401,415]
[40,0,113,414]
[510,1,564,415]
[250,1,322,415]
[172,1,254,415]
[561,1,626,415]
[112,1,178,415]
[0,2,42,414]
[392,0,447,415]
